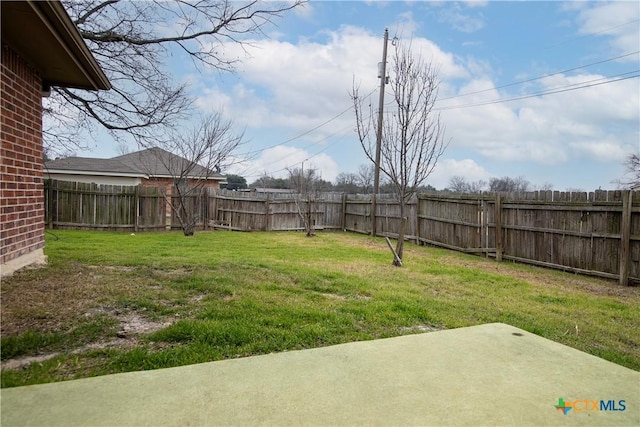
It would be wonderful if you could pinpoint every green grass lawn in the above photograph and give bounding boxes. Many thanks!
[1,230,639,388]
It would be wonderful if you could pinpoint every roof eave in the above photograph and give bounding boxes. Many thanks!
[152,174,226,181]
[39,1,111,90]
[1,1,110,91]
[45,169,144,179]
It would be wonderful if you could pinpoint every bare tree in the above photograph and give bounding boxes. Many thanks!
[45,0,304,154]
[335,172,360,194]
[537,182,554,191]
[139,113,243,236]
[288,166,322,237]
[447,176,486,193]
[352,41,448,266]
[614,153,640,189]
[488,176,530,192]
[357,164,375,193]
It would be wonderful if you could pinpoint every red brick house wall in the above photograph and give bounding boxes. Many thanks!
[1,45,46,272]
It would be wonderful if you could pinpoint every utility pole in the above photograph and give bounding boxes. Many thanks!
[372,28,389,237]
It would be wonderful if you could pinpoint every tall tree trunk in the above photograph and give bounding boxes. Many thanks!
[393,201,406,266]
[306,197,315,237]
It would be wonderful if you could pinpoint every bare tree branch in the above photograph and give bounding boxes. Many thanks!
[614,153,640,189]
[352,41,449,265]
[45,1,305,155]
[139,113,244,236]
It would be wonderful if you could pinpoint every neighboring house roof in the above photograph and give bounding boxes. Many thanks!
[45,147,226,181]
[1,1,110,90]
[252,188,296,194]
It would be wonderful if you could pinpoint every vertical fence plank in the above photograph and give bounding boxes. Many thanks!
[495,193,502,262]
[265,194,271,231]
[46,179,53,228]
[619,190,632,286]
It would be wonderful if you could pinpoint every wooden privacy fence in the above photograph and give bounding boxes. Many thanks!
[44,181,639,285]
[415,191,639,286]
[208,190,344,232]
[46,180,168,231]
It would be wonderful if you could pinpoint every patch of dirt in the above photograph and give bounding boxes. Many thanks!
[398,324,444,334]
[86,265,136,272]
[1,310,173,371]
[115,311,172,338]
[1,264,108,336]
[320,292,346,300]
[1,353,63,370]
[0,264,183,337]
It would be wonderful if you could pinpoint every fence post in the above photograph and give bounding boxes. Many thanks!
[134,185,140,232]
[202,188,207,231]
[481,199,488,257]
[416,196,423,245]
[165,184,172,230]
[494,193,502,262]
[619,190,632,286]
[341,193,347,231]
[413,198,419,245]
[265,193,271,231]
[46,179,53,229]
[371,194,377,236]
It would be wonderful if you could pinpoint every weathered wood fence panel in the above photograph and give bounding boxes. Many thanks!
[375,197,418,242]
[45,180,138,229]
[499,197,622,279]
[43,181,639,285]
[344,194,371,234]
[417,194,492,253]
[318,194,344,230]
[214,192,270,231]
[138,186,166,230]
[413,191,638,284]
[208,190,345,232]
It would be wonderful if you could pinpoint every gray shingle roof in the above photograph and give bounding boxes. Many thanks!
[44,156,139,175]
[45,147,224,180]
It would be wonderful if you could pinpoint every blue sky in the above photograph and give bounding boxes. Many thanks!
[91,1,640,191]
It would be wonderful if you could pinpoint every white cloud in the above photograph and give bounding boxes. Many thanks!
[293,1,314,19]
[188,10,637,187]
[195,25,468,135]
[462,1,488,8]
[429,158,491,190]
[438,3,485,33]
[439,69,639,166]
[569,140,627,163]
[392,11,420,37]
[575,2,640,58]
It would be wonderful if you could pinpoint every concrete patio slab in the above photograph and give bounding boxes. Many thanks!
[1,323,638,426]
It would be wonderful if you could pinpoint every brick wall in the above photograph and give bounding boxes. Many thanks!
[1,44,46,273]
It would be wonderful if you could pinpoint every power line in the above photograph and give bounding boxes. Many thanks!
[434,70,639,111]
[228,27,640,181]
[238,49,640,171]
[241,120,357,179]
[437,50,640,102]
[234,87,377,159]
[246,69,640,179]
[547,18,640,49]
[235,106,351,158]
